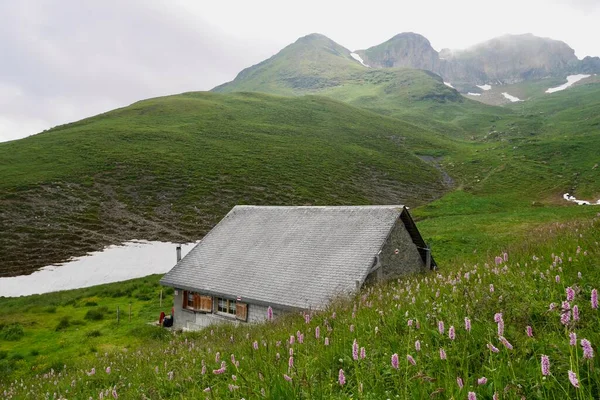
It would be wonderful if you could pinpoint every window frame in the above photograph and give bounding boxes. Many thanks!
[181,290,213,313]
[216,297,248,321]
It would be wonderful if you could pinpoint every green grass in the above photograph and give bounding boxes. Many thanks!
[1,208,598,399]
[0,276,173,381]
[0,92,450,276]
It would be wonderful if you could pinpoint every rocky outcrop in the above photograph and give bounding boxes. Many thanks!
[355,33,441,71]
[356,32,598,87]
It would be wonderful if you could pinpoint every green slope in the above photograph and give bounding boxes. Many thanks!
[213,33,511,138]
[0,91,451,277]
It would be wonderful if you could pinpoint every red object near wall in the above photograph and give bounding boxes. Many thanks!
[159,311,165,325]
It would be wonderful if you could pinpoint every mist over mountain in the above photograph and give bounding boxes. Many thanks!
[215,32,599,95]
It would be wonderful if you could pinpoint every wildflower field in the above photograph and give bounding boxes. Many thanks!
[1,214,599,399]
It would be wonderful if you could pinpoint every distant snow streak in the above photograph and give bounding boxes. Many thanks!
[545,74,591,93]
[563,193,600,206]
[444,82,455,88]
[502,92,523,102]
[476,84,492,91]
[467,92,481,96]
[350,53,369,67]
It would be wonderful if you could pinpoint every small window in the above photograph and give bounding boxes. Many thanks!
[182,291,212,313]
[216,297,247,321]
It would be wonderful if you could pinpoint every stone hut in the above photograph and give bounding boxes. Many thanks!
[160,205,435,330]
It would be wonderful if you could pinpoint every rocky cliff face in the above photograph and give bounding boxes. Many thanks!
[440,34,580,84]
[355,33,441,71]
[356,32,598,87]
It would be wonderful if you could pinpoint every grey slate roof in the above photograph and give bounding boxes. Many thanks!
[160,205,407,310]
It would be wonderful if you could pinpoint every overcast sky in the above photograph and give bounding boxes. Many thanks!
[1,0,598,142]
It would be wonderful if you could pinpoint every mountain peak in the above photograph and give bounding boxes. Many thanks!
[355,32,439,70]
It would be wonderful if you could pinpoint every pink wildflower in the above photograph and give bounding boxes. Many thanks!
[592,289,598,309]
[439,348,447,360]
[503,252,508,262]
[324,337,329,346]
[526,326,533,337]
[581,339,594,359]
[493,392,499,400]
[555,275,560,283]
[105,367,111,374]
[350,324,355,332]
[568,370,579,388]
[438,320,445,335]
[449,325,456,340]
[499,336,513,350]
[561,311,571,325]
[541,355,550,376]
[360,347,366,359]
[487,343,499,353]
[215,352,220,363]
[573,305,579,321]
[493,313,503,323]
[566,287,575,301]
[112,389,118,399]
[468,392,477,400]
[456,376,464,389]
[562,301,571,311]
[338,369,346,386]
[549,302,557,311]
[465,317,472,332]
[352,339,359,361]
[477,377,487,385]
[315,326,320,339]
[407,354,416,366]
[289,335,294,345]
[391,353,399,369]
[267,306,273,321]
[497,320,504,336]
[415,340,421,351]
[283,374,292,382]
[253,341,258,350]
[288,356,294,370]
[304,313,310,324]
[489,284,494,293]
[203,387,211,392]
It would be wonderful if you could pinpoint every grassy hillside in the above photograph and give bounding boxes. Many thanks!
[0,91,451,276]
[1,211,598,398]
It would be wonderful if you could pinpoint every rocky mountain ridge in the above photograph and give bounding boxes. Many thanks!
[214,32,599,95]
[356,32,598,91]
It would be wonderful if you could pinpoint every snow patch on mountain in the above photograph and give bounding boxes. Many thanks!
[444,82,455,88]
[477,84,492,91]
[350,53,369,67]
[502,92,523,102]
[545,74,591,93]
[563,193,600,206]
[467,92,481,96]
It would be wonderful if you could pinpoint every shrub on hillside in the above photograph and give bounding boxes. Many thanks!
[84,306,108,321]
[0,323,24,341]
[55,317,71,331]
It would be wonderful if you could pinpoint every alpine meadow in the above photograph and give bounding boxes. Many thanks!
[1,28,600,400]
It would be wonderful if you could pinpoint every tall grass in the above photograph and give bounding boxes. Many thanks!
[1,214,598,399]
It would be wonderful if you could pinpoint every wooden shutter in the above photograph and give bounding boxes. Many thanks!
[193,293,201,310]
[199,296,213,312]
[182,290,188,308]
[236,302,248,321]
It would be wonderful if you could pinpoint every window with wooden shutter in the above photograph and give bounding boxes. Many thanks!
[236,302,248,321]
